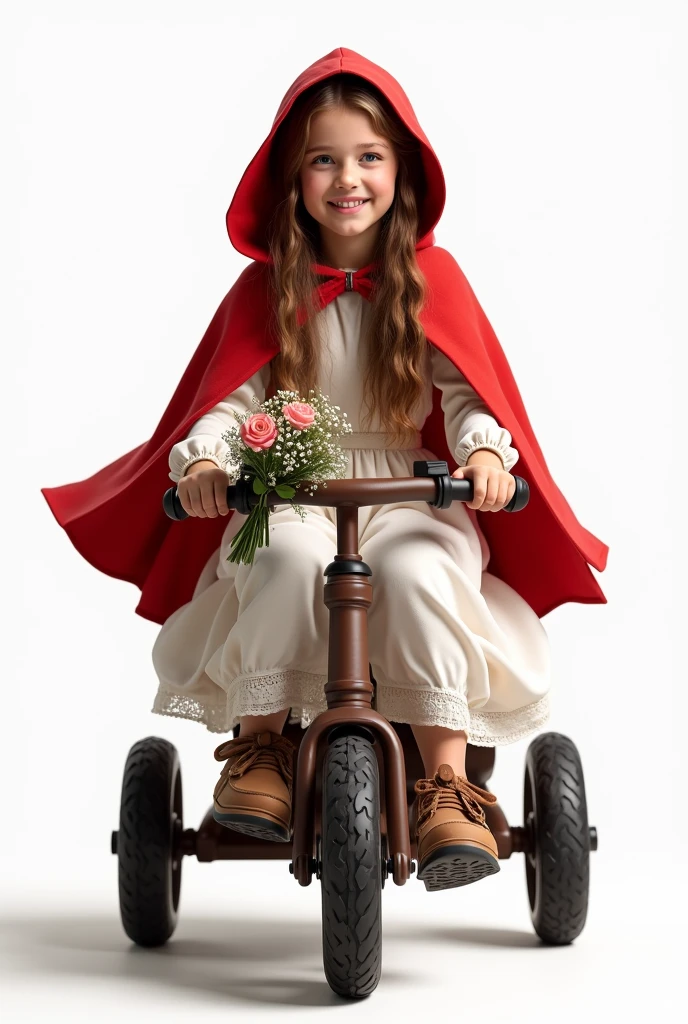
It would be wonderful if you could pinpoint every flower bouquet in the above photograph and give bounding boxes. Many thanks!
[220,387,353,565]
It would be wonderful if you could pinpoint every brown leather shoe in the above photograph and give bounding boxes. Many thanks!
[212,730,296,842]
[412,763,500,891]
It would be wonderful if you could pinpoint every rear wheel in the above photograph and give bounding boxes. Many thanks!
[524,732,591,944]
[116,737,183,947]
[320,732,382,999]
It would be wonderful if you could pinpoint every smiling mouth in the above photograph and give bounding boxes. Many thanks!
[327,199,371,208]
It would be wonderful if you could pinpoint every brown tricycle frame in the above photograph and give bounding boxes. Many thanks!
[111,460,598,1000]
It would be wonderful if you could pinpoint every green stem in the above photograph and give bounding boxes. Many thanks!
[227,492,270,565]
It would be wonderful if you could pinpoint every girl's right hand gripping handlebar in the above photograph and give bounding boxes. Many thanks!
[162,460,529,521]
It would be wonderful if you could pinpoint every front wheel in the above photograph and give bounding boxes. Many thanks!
[320,732,382,999]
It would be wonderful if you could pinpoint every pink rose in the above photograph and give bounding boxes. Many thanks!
[240,413,278,451]
[282,402,316,430]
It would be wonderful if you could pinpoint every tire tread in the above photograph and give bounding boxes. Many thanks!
[321,735,382,999]
[526,732,590,945]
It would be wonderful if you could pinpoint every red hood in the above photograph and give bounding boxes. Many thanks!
[226,47,445,262]
[40,49,608,627]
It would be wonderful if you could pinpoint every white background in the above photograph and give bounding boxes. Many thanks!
[3,0,683,1020]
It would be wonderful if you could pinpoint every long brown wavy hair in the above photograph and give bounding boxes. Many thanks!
[266,74,429,446]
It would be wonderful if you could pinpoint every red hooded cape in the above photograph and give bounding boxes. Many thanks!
[41,47,608,624]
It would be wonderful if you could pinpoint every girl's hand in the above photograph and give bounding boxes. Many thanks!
[451,458,516,512]
[178,460,230,518]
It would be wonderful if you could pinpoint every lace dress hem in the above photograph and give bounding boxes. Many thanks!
[151,668,550,746]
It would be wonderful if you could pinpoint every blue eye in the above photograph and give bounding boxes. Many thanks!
[311,153,382,165]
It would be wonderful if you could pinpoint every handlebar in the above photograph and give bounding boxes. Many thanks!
[163,460,529,521]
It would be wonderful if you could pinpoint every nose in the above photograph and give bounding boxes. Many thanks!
[335,158,360,189]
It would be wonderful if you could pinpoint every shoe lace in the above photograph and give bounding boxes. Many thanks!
[213,732,295,794]
[414,770,497,832]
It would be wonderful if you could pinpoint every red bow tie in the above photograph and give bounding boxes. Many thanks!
[312,261,378,306]
[294,261,379,325]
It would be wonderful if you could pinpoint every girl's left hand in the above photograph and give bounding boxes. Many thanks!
[451,464,516,512]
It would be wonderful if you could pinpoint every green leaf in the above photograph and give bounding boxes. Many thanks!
[274,484,296,499]
[253,478,268,494]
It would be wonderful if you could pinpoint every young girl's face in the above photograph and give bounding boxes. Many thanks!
[299,107,398,248]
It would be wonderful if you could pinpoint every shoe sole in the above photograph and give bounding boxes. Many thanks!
[213,809,291,842]
[417,843,500,891]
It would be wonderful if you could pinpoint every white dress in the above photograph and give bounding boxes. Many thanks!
[151,276,551,745]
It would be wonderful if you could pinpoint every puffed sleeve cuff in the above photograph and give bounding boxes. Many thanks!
[455,426,520,472]
[168,434,234,484]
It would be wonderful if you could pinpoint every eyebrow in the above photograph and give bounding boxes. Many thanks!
[304,141,390,155]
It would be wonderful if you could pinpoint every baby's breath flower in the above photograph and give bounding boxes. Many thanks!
[220,385,351,565]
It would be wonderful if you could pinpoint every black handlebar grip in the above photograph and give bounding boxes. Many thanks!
[503,476,529,513]
[163,487,189,521]
[162,474,530,521]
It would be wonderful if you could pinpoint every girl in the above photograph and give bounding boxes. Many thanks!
[41,48,608,890]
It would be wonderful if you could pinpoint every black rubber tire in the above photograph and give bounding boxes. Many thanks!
[117,736,183,947]
[320,733,382,1000]
[524,732,591,945]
